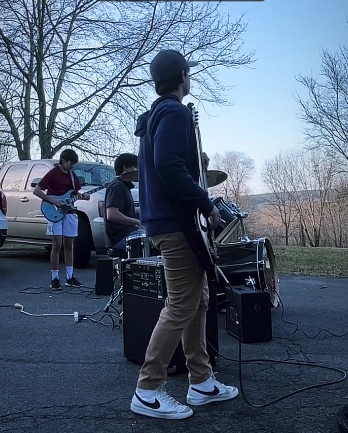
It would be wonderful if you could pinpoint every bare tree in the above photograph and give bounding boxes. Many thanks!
[0,0,254,161]
[210,150,255,205]
[289,151,337,247]
[321,175,348,247]
[261,149,337,247]
[0,143,15,165]
[296,46,348,166]
[261,151,297,246]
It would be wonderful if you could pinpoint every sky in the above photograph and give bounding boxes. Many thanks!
[184,0,348,193]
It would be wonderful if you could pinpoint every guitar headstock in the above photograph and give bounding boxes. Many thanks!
[187,102,199,127]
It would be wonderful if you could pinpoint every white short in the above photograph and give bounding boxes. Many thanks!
[46,213,78,238]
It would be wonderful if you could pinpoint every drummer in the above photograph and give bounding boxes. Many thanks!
[104,153,141,258]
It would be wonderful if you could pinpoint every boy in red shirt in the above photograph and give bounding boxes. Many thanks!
[33,149,89,289]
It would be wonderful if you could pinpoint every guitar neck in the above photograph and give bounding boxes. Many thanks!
[70,186,102,203]
[187,102,208,192]
[196,128,208,191]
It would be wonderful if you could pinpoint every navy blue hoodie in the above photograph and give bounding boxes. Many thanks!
[135,95,213,237]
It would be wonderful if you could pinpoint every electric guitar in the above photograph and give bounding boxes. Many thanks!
[41,186,104,222]
[187,102,219,281]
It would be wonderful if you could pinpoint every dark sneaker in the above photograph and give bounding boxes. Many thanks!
[50,278,62,290]
[187,375,239,406]
[65,276,83,288]
[131,385,193,419]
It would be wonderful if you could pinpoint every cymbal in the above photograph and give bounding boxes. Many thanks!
[207,170,228,188]
[120,170,138,182]
[120,169,228,187]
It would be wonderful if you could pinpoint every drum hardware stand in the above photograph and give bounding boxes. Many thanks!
[238,218,251,244]
[216,204,250,245]
[245,276,256,289]
[102,262,124,325]
[103,286,124,324]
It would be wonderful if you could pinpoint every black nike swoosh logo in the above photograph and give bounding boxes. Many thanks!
[191,385,220,396]
[135,392,161,409]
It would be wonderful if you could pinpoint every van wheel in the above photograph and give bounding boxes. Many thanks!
[74,215,93,268]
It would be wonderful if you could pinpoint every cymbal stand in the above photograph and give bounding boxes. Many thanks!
[103,263,124,325]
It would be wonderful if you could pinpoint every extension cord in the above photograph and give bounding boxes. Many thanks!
[339,403,348,433]
[14,303,80,322]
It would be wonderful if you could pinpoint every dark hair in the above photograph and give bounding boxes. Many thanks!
[114,153,138,176]
[59,149,78,165]
[155,69,189,96]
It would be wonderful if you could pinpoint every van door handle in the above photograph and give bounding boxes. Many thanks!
[19,196,29,203]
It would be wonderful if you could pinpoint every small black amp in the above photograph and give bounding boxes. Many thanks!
[225,285,272,343]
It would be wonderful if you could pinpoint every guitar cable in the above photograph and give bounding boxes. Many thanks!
[208,273,346,408]
[7,260,347,407]
[88,264,347,405]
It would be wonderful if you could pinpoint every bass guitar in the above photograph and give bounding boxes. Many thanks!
[187,102,219,281]
[41,186,104,222]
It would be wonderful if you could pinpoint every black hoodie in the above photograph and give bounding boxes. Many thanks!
[135,95,213,237]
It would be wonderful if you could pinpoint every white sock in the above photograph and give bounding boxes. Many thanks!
[51,270,59,280]
[191,376,214,391]
[136,388,157,398]
[66,266,73,280]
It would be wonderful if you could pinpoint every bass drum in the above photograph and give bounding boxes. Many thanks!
[126,233,160,259]
[217,237,279,307]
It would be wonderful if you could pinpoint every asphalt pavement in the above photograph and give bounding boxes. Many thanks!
[0,246,347,433]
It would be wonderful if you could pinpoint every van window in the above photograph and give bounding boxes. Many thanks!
[1,164,28,191]
[25,164,50,190]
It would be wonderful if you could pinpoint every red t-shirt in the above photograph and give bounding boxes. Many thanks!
[38,166,81,197]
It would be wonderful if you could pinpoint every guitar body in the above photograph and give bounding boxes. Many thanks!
[41,190,77,222]
[193,210,219,281]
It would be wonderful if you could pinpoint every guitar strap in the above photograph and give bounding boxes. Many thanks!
[70,170,76,190]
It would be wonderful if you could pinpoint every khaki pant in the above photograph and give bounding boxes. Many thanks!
[137,232,212,390]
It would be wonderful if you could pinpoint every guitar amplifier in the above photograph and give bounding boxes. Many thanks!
[225,285,272,343]
[122,257,219,370]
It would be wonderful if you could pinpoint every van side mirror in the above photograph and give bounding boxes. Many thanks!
[77,176,86,186]
[31,178,42,188]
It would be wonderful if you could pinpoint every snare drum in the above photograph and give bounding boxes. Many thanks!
[126,233,160,259]
[217,237,279,307]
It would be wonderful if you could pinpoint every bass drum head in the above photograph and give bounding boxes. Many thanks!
[256,238,279,308]
[216,237,279,308]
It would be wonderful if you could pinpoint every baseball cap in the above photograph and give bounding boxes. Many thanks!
[150,49,199,82]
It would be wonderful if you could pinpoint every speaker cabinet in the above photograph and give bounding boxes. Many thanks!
[225,285,272,343]
[95,257,119,296]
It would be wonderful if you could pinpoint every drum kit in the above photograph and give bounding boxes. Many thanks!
[123,169,280,308]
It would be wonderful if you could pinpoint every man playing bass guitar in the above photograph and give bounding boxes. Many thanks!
[33,149,90,290]
[132,50,239,420]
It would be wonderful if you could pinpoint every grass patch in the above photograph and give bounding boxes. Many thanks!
[2,243,348,277]
[273,246,348,277]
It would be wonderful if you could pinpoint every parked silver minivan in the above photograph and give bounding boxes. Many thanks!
[0,159,138,267]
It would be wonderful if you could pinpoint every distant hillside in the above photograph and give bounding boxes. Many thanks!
[246,192,276,208]
[246,190,326,210]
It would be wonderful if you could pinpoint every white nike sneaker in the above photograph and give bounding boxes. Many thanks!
[187,375,239,406]
[131,384,193,420]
